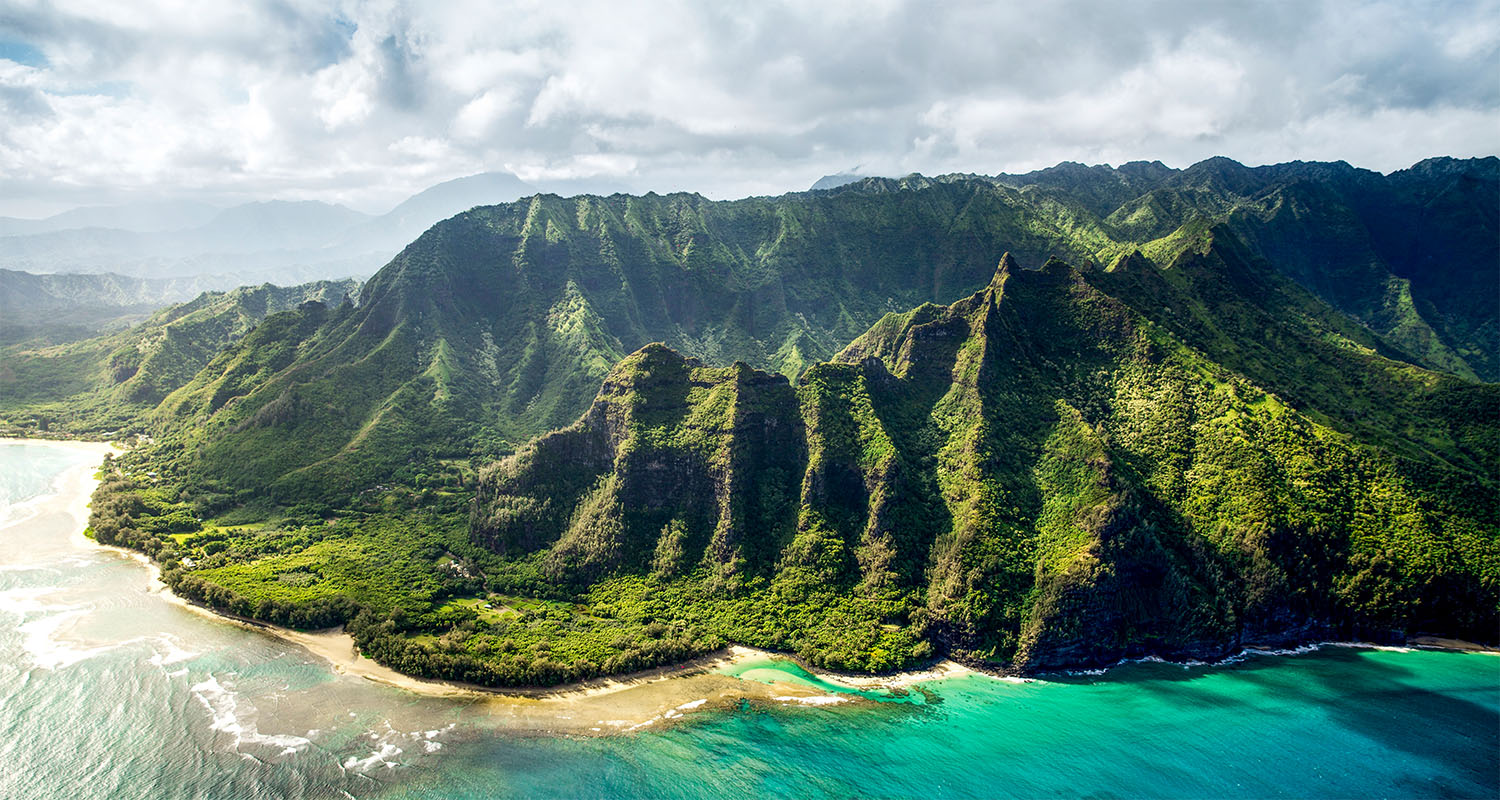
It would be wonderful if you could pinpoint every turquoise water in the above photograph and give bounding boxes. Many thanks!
[2,440,1497,799]
[388,650,1499,799]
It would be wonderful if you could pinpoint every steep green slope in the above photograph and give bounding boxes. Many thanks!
[0,279,359,436]
[113,157,1495,510]
[465,251,1495,677]
[1000,156,1499,379]
[67,157,1498,686]
[85,242,1496,685]
[144,182,1136,505]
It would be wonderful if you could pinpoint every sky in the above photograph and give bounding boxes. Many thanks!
[0,0,1496,216]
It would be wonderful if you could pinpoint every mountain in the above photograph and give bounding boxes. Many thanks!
[810,172,874,191]
[0,200,380,285]
[0,268,202,313]
[462,249,1495,678]
[0,199,221,236]
[82,158,1490,512]
[179,201,372,253]
[0,173,540,290]
[131,181,1151,505]
[339,171,536,253]
[986,156,1499,380]
[0,278,360,436]
[80,234,1495,686]
[0,268,223,344]
[6,155,1488,686]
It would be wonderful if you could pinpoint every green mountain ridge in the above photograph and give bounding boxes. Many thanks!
[982,155,1499,380]
[13,154,1493,685]
[0,278,360,436]
[142,181,1125,505]
[66,157,1493,514]
[466,250,1496,674]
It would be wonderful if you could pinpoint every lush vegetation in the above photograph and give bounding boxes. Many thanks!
[470,248,1498,675]
[15,157,1486,511]
[10,155,1494,686]
[0,278,358,437]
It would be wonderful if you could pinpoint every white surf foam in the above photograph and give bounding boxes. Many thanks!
[772,694,850,706]
[663,698,709,719]
[343,741,403,771]
[0,587,123,670]
[146,633,201,667]
[189,674,312,757]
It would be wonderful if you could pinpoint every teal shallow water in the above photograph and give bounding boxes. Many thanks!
[386,648,1499,799]
[2,441,1497,799]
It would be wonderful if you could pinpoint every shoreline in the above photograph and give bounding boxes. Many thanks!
[11,437,1493,730]
[8,438,956,727]
[0,435,121,451]
[8,440,976,704]
[0,438,119,532]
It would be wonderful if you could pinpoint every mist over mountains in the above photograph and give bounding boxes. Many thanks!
[0,170,541,292]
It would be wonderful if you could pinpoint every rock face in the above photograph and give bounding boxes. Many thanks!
[472,344,805,587]
[70,156,1492,507]
[473,250,1499,672]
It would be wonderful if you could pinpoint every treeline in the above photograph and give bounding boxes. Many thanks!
[346,608,719,687]
[90,476,181,558]
[164,570,359,629]
[89,472,363,630]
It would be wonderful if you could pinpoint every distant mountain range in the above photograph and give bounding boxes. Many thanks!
[0,268,232,345]
[0,171,540,290]
[0,199,222,236]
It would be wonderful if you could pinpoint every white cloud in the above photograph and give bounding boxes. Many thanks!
[0,0,1493,216]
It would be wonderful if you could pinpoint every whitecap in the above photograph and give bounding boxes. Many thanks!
[3,589,123,670]
[1328,641,1413,653]
[147,633,200,667]
[663,698,710,719]
[772,694,849,706]
[189,674,312,756]
[342,741,403,771]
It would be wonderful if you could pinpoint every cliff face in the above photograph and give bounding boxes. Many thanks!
[473,251,1499,672]
[67,156,1491,508]
[472,344,806,587]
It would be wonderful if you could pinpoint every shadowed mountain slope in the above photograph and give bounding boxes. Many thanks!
[110,158,1496,508]
[471,251,1497,672]
[62,157,1498,686]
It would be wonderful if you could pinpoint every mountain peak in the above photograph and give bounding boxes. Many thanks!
[990,252,1023,288]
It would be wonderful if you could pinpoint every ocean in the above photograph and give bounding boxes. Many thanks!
[2,439,1496,799]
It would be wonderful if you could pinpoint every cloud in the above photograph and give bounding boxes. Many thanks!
[0,0,1494,215]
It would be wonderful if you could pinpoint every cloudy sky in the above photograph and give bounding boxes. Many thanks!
[0,0,1495,216]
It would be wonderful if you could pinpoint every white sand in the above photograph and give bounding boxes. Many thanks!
[11,436,972,730]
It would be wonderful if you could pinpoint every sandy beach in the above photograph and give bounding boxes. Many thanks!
[0,438,119,531]
[7,436,1495,737]
[1409,635,1500,653]
[6,436,958,732]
